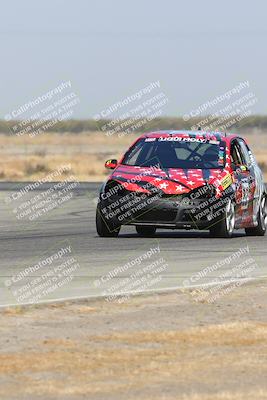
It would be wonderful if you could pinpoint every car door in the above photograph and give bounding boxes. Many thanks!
[238,138,265,225]
[239,138,258,223]
[230,139,255,226]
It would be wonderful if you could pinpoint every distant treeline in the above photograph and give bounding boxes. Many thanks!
[1,116,267,134]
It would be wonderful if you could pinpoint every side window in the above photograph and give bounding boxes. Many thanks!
[123,139,146,165]
[230,140,243,166]
[238,139,251,166]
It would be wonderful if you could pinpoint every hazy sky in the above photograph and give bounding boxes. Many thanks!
[0,0,266,118]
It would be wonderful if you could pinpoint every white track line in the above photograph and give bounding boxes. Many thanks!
[0,275,266,308]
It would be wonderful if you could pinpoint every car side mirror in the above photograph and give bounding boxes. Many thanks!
[105,159,118,169]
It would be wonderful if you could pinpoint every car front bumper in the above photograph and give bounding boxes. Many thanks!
[98,191,221,230]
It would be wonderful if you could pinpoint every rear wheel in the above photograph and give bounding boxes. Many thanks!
[209,199,235,238]
[245,196,267,236]
[136,226,156,237]
[96,208,120,237]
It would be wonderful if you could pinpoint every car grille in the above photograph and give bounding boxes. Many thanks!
[135,209,177,222]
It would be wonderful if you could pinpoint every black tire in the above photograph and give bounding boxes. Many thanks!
[96,208,120,237]
[136,226,156,237]
[209,199,235,238]
[245,196,267,237]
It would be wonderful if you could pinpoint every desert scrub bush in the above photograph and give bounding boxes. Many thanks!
[24,161,50,175]
[258,162,267,172]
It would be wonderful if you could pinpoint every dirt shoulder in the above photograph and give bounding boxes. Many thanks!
[1,282,267,400]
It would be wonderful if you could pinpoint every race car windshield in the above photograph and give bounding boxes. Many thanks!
[122,137,226,169]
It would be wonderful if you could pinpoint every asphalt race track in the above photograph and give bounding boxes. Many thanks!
[0,183,266,307]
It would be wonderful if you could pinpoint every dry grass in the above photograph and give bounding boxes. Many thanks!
[0,130,266,181]
[1,284,267,400]
[90,321,267,346]
[0,153,109,181]
[0,322,267,399]
[2,306,25,316]
[0,131,136,181]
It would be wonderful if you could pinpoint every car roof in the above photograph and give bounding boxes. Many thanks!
[141,130,237,143]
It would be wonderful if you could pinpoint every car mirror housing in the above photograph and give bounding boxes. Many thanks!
[105,159,118,169]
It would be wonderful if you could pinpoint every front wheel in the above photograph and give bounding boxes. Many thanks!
[136,226,156,237]
[209,199,235,238]
[96,208,120,237]
[245,196,267,236]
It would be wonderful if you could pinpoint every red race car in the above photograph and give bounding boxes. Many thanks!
[96,131,267,238]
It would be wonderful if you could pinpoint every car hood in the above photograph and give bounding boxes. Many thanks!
[109,165,231,195]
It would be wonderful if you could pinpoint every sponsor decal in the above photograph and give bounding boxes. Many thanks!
[158,137,207,143]
[220,173,233,190]
[157,137,222,145]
